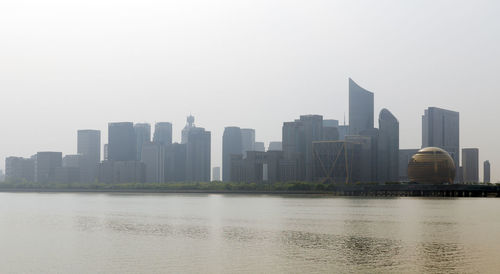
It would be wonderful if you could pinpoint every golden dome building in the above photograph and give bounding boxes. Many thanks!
[408,147,456,184]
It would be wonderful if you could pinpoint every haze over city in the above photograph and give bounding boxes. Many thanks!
[1,0,499,181]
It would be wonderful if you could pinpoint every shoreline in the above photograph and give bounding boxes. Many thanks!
[0,188,333,195]
[0,184,499,197]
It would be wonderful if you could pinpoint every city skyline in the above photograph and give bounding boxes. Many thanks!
[1,1,499,182]
[1,78,493,183]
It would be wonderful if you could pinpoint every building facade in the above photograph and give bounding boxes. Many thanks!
[398,149,419,182]
[222,126,242,182]
[98,161,145,184]
[108,122,136,162]
[141,142,164,183]
[240,128,256,157]
[134,123,151,161]
[268,141,282,151]
[312,141,361,184]
[462,148,479,183]
[165,143,187,182]
[185,127,211,182]
[422,107,460,182]
[484,160,491,183]
[153,122,172,145]
[5,156,35,183]
[349,78,374,135]
[377,109,399,183]
[35,152,62,184]
[212,167,221,181]
[77,129,101,183]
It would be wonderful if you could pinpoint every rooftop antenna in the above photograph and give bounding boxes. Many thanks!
[343,112,346,126]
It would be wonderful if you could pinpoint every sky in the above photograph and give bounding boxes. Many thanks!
[1,0,499,181]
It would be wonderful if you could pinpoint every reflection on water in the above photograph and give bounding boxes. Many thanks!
[1,193,500,273]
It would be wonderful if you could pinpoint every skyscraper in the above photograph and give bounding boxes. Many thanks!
[181,115,195,144]
[282,115,323,181]
[141,142,164,183]
[185,127,211,182]
[377,109,399,183]
[153,122,172,145]
[77,129,101,182]
[108,122,136,161]
[134,123,151,161]
[165,143,187,182]
[422,107,460,182]
[222,126,242,182]
[462,148,479,183]
[241,128,256,157]
[300,115,324,181]
[35,152,62,183]
[484,160,491,183]
[349,78,374,135]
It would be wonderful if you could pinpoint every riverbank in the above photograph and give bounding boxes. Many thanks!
[1,182,499,197]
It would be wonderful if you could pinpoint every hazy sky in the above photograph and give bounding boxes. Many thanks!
[1,0,499,181]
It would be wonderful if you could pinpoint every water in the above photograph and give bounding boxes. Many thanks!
[1,193,499,273]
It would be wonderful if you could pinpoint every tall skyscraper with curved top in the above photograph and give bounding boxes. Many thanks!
[349,78,374,135]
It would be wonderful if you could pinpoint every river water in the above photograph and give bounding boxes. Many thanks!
[0,192,499,273]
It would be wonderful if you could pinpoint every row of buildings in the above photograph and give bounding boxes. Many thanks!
[222,79,490,184]
[3,78,491,185]
[4,116,211,184]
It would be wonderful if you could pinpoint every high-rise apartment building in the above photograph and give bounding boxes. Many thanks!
[422,107,460,182]
[349,78,374,135]
[462,148,479,183]
[108,122,136,161]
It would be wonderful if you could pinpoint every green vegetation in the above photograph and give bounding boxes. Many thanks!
[0,180,337,193]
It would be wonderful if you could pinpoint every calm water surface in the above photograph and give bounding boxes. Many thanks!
[1,193,499,273]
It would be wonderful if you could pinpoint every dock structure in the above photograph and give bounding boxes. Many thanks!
[329,184,500,197]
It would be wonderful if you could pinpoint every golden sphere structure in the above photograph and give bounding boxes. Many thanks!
[408,147,456,184]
